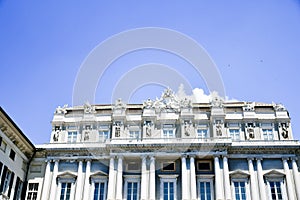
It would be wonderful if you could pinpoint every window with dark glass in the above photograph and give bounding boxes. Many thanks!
[93,182,105,200]
[9,149,16,160]
[269,181,283,200]
[233,181,246,200]
[60,182,72,200]
[127,182,138,200]
[27,183,39,200]
[163,182,174,200]
[197,161,212,171]
[199,181,211,200]
[162,162,175,171]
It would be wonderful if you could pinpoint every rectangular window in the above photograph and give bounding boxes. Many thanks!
[98,130,109,142]
[0,138,7,152]
[127,181,138,200]
[230,129,240,141]
[14,177,23,200]
[127,162,140,171]
[9,149,16,160]
[269,181,283,200]
[197,161,212,171]
[94,182,105,200]
[163,129,175,138]
[2,170,11,194]
[162,162,176,171]
[197,129,208,139]
[263,129,274,140]
[199,181,212,200]
[163,182,174,200]
[129,131,140,139]
[67,131,77,143]
[27,183,39,200]
[60,182,72,200]
[233,181,246,200]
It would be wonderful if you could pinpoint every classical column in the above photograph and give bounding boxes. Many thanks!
[49,160,59,199]
[41,160,51,200]
[115,156,123,200]
[214,156,223,200]
[190,156,197,200]
[181,156,189,200]
[107,157,116,200]
[223,156,231,200]
[83,160,91,200]
[75,161,83,199]
[292,158,300,199]
[149,156,156,200]
[247,158,259,200]
[256,158,266,200]
[141,156,148,200]
[283,158,295,200]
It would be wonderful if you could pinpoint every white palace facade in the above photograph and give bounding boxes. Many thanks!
[22,89,300,200]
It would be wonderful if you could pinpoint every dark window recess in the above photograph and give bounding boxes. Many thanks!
[8,172,15,197]
[127,163,139,171]
[0,162,2,177]
[198,162,211,171]
[0,165,8,192]
[0,136,2,145]
[162,162,175,171]
[9,150,16,160]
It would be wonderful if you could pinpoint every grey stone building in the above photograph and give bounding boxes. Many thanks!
[26,89,300,200]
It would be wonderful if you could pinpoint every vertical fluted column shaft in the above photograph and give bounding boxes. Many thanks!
[214,156,223,200]
[149,156,156,200]
[75,161,83,199]
[50,160,59,199]
[292,158,300,200]
[82,160,91,200]
[116,156,123,200]
[107,157,116,200]
[141,156,148,200]
[190,156,197,200]
[248,158,259,200]
[256,158,267,200]
[181,156,189,199]
[41,160,51,200]
[283,158,295,200]
[223,156,231,200]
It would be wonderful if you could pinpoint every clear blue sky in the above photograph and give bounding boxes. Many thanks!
[1,1,300,144]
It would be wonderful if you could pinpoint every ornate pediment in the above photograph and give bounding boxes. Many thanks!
[230,170,250,178]
[143,88,192,112]
[55,104,68,114]
[264,169,285,178]
[84,102,96,114]
[90,171,108,177]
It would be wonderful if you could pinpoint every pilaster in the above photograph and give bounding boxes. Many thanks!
[247,158,259,200]
[115,156,123,200]
[291,157,300,200]
[223,156,231,200]
[283,158,295,200]
[190,156,197,200]
[149,156,156,200]
[41,160,51,200]
[256,158,266,200]
[82,160,91,200]
[107,157,116,200]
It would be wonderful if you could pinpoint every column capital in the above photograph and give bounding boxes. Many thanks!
[282,157,289,161]
[117,155,124,159]
[291,157,298,161]
[52,159,60,163]
[256,157,263,161]
[247,157,255,161]
[150,156,155,161]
